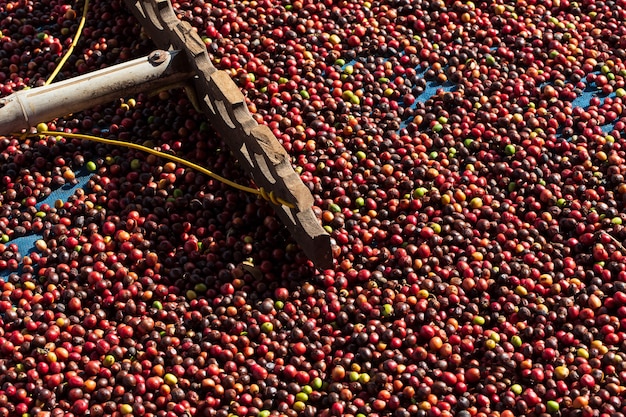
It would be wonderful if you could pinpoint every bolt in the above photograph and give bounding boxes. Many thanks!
[149,50,167,65]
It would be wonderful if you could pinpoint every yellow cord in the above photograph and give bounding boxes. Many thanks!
[18,130,295,208]
[44,0,90,85]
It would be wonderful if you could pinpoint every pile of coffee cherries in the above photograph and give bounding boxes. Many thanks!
[1,0,626,416]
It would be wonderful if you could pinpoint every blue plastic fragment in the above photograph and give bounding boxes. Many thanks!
[0,168,93,279]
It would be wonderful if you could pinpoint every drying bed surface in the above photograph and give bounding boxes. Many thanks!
[0,1,626,417]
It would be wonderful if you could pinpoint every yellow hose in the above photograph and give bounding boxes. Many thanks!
[44,0,90,85]
[18,130,295,208]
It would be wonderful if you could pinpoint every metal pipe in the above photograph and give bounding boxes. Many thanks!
[0,50,193,135]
